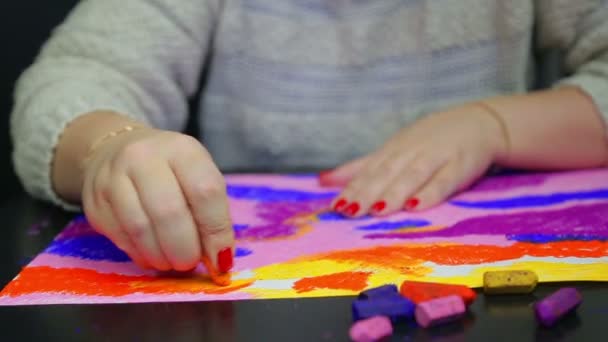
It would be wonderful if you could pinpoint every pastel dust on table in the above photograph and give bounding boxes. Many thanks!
[2,169,608,305]
[26,218,50,236]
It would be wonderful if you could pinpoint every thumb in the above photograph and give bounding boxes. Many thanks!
[318,155,370,187]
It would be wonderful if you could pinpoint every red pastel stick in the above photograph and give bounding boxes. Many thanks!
[400,280,476,306]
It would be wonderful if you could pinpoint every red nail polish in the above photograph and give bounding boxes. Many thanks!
[333,198,347,211]
[405,198,420,210]
[343,202,360,216]
[217,248,233,273]
[319,169,333,178]
[371,201,386,214]
[318,169,334,186]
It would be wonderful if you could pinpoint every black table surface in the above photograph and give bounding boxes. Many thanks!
[0,192,606,342]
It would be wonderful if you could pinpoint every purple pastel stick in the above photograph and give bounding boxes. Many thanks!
[534,287,582,327]
[358,284,399,300]
[349,316,393,342]
[352,296,416,322]
[415,295,466,328]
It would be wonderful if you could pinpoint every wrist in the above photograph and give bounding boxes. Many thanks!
[52,110,149,203]
[467,100,511,163]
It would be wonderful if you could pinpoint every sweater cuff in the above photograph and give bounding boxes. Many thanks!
[12,83,150,212]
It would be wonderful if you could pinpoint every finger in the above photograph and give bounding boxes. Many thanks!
[331,153,403,217]
[319,154,371,188]
[108,174,172,271]
[327,155,385,213]
[171,148,235,275]
[408,163,460,211]
[83,167,150,269]
[376,156,447,215]
[335,147,419,217]
[129,163,202,271]
[412,157,488,211]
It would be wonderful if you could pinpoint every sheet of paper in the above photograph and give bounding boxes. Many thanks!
[1,170,607,305]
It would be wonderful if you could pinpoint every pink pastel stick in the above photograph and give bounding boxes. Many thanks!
[415,295,466,328]
[349,316,393,342]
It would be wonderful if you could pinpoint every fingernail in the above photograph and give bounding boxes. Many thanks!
[343,202,360,216]
[318,169,334,186]
[319,169,333,178]
[333,198,348,211]
[217,248,233,273]
[371,200,386,214]
[404,198,420,210]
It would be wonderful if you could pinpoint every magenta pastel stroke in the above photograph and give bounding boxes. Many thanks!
[235,198,331,240]
[466,173,549,193]
[364,202,608,240]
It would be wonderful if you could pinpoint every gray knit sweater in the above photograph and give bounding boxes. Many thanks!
[10,0,608,209]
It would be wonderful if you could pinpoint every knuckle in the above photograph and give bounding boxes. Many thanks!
[171,134,202,152]
[123,218,150,240]
[432,177,453,195]
[154,202,184,222]
[114,141,155,169]
[405,162,432,180]
[191,179,226,202]
[199,222,231,237]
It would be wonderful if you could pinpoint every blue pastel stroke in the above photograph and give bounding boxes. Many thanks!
[450,189,608,209]
[507,234,608,243]
[233,224,249,232]
[317,212,372,221]
[45,235,131,262]
[227,185,337,202]
[235,247,253,257]
[356,219,431,231]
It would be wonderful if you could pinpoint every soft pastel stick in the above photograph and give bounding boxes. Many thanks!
[534,287,582,327]
[400,280,476,305]
[415,295,466,328]
[202,256,231,286]
[483,270,538,294]
[349,316,393,342]
[352,296,416,322]
[358,284,399,300]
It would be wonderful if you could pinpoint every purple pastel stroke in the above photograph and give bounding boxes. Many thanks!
[365,202,608,240]
[236,198,331,240]
[466,173,549,193]
[55,215,97,240]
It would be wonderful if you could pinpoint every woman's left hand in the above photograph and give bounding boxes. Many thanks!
[320,102,508,217]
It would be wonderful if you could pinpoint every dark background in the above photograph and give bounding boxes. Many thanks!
[1,1,79,200]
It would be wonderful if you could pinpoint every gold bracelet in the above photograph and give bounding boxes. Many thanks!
[87,124,144,157]
[473,101,511,159]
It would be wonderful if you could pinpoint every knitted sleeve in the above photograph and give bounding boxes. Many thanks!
[10,0,220,210]
[536,0,608,127]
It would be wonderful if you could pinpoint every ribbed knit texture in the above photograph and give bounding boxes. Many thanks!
[10,0,608,210]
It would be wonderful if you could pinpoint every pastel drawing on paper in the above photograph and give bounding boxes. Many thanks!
[1,169,608,305]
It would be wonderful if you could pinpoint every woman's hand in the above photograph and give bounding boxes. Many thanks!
[81,127,234,273]
[321,103,508,217]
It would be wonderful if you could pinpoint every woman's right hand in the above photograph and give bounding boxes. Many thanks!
[80,127,234,274]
